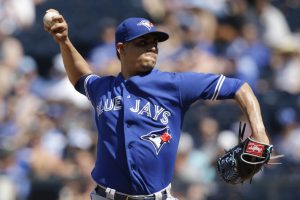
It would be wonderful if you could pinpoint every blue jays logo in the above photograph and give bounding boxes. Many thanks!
[140,127,172,155]
[137,20,153,30]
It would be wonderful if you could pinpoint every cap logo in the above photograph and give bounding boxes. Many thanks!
[137,20,153,30]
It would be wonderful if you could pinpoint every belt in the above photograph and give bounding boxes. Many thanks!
[95,185,165,200]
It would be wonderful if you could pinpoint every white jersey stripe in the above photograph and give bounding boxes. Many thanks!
[84,74,99,100]
[211,75,224,100]
[212,75,226,101]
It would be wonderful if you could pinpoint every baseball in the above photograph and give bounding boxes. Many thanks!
[43,10,59,28]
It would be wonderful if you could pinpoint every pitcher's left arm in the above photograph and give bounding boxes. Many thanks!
[235,83,270,144]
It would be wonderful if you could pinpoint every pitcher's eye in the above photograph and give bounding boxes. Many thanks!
[133,40,147,47]
[132,38,158,47]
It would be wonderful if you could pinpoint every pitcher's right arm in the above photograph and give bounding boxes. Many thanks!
[44,9,92,86]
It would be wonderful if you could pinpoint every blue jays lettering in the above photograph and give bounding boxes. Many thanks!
[96,96,171,125]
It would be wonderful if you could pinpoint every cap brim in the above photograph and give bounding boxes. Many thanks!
[126,31,169,43]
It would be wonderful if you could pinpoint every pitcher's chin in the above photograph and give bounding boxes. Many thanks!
[141,64,155,73]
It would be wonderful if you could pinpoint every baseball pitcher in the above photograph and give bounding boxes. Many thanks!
[44,9,271,200]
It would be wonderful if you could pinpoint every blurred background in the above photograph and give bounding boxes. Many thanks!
[0,0,300,199]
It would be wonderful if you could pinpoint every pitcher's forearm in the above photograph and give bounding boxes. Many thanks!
[59,38,92,85]
[235,83,269,144]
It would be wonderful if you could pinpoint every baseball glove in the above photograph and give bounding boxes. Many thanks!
[217,122,273,184]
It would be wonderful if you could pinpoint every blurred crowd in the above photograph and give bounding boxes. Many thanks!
[0,0,300,200]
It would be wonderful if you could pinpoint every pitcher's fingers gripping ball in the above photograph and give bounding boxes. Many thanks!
[43,9,68,42]
[43,9,60,30]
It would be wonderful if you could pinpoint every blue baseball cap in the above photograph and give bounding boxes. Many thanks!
[115,18,169,44]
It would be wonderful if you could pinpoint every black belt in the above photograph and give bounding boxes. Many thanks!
[95,185,158,200]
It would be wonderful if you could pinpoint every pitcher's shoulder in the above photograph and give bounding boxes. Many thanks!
[150,69,177,79]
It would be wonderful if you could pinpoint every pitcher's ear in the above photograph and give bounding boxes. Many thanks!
[116,42,125,59]
[116,42,124,56]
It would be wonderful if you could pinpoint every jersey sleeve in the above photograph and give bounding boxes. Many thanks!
[177,72,244,107]
[75,74,101,106]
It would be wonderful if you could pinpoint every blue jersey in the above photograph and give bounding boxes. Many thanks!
[75,69,244,195]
